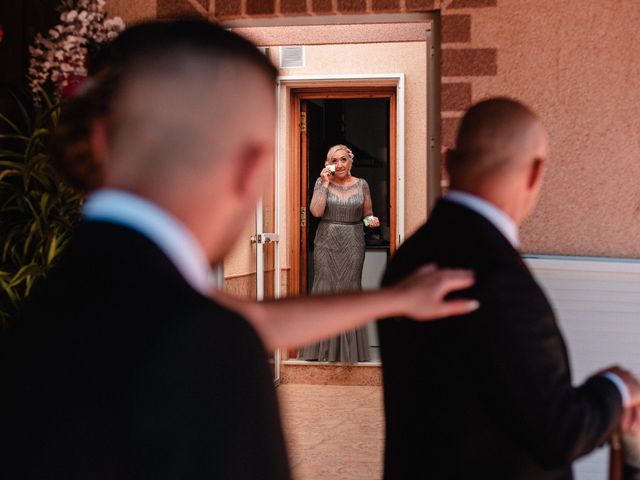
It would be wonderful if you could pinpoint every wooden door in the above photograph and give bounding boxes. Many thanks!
[291,88,397,300]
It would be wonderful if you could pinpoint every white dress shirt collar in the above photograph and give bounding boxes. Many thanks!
[444,190,520,248]
[83,188,213,295]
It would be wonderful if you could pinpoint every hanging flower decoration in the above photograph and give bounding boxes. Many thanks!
[28,0,124,104]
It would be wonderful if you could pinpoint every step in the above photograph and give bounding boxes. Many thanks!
[280,360,382,386]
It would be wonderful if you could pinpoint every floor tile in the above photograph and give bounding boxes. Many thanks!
[278,384,384,480]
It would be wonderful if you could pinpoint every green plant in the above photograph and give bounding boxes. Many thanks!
[0,89,82,330]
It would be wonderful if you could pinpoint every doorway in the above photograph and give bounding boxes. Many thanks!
[222,14,437,373]
[289,87,398,362]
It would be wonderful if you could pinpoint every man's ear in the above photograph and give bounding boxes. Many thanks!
[231,143,270,200]
[89,118,110,172]
[527,157,546,190]
[445,149,457,175]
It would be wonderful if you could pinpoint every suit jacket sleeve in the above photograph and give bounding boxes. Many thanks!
[479,266,623,467]
[625,464,640,480]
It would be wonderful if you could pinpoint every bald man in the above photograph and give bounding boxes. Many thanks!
[378,98,640,479]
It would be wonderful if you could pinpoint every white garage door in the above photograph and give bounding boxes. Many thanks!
[526,255,640,480]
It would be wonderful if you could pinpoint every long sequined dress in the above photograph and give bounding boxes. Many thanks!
[297,177,372,363]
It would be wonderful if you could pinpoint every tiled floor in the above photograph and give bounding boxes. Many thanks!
[278,384,384,480]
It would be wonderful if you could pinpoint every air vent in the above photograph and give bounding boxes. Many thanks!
[280,46,304,68]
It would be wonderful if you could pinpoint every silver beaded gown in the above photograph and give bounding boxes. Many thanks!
[297,177,372,363]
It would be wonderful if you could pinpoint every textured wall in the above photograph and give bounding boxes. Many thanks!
[223,218,257,280]
[105,0,640,259]
[441,0,640,258]
[106,0,156,24]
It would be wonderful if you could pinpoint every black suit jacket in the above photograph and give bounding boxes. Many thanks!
[626,464,640,480]
[0,221,291,480]
[378,200,623,480]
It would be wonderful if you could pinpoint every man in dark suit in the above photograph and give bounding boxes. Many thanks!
[378,98,640,479]
[0,20,479,479]
[0,20,292,480]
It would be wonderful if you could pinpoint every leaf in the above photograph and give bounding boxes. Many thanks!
[37,103,60,126]
[0,280,19,305]
[0,86,80,329]
[0,169,21,182]
[24,128,50,165]
[39,192,50,215]
[9,91,32,133]
[2,230,19,262]
[47,234,59,264]
[0,160,27,170]
[9,263,41,287]
[0,113,22,135]
[0,134,30,142]
[22,166,53,191]
[0,154,27,164]
[39,87,55,113]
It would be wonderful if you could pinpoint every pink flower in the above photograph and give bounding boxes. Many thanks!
[65,10,79,22]
[28,0,125,105]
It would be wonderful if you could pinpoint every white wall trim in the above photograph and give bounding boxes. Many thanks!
[277,73,406,245]
[223,12,436,29]
[525,254,640,274]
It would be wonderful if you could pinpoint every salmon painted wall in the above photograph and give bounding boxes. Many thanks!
[441,0,640,258]
[107,0,640,259]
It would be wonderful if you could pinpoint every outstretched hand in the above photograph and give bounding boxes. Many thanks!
[392,264,479,321]
[621,406,640,435]
[210,263,478,350]
[620,405,640,470]
[601,366,640,407]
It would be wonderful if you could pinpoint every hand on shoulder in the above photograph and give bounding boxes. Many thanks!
[392,264,479,321]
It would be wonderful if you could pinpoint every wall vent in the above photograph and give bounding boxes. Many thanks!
[280,46,304,68]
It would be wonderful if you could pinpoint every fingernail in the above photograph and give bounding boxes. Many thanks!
[468,300,480,311]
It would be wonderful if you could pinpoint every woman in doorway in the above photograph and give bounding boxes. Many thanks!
[298,145,380,363]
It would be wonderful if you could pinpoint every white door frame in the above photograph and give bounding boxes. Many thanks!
[277,73,406,246]
[252,98,285,383]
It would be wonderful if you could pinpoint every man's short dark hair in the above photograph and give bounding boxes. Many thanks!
[53,19,277,192]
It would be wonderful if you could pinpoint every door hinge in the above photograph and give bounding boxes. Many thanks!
[300,206,306,227]
[300,111,307,133]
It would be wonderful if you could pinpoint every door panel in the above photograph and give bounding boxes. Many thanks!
[302,100,326,294]
[257,148,280,382]
[222,146,280,382]
[287,87,398,361]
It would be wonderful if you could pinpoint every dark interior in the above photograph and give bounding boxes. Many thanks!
[303,97,391,292]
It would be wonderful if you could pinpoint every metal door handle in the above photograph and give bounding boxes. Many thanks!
[250,233,280,245]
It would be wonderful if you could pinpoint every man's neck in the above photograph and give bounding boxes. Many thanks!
[444,189,520,248]
[449,184,522,226]
[83,188,215,294]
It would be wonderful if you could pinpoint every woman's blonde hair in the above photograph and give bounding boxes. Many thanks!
[325,144,354,166]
